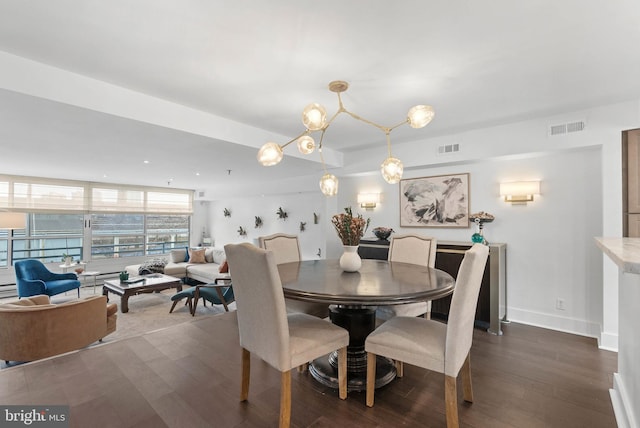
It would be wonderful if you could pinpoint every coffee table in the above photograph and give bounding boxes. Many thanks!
[103,273,183,313]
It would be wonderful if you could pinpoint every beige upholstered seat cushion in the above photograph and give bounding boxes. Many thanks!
[288,313,349,368]
[225,242,348,372]
[366,243,489,377]
[365,316,447,373]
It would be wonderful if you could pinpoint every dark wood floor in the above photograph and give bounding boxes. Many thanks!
[0,312,617,427]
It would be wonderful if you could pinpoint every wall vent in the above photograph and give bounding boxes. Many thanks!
[549,120,585,136]
[437,143,460,155]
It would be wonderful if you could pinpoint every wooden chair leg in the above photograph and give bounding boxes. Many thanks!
[337,347,347,400]
[395,360,404,378]
[445,375,459,428]
[279,370,292,428]
[240,348,250,402]
[169,300,179,313]
[214,287,230,311]
[366,352,376,407]
[461,352,473,403]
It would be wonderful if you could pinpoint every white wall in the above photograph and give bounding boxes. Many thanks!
[202,100,640,345]
[208,192,334,260]
[337,147,603,337]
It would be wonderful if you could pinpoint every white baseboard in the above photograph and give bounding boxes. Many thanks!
[599,331,619,352]
[508,307,601,339]
[610,373,635,428]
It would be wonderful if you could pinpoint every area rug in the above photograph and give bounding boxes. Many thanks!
[0,286,236,368]
[98,288,235,343]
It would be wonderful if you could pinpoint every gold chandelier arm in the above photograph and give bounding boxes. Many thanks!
[385,133,393,157]
[281,130,311,149]
[333,87,408,134]
[319,148,328,173]
[317,128,327,151]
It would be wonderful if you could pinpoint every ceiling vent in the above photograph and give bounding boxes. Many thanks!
[194,190,207,201]
[437,143,460,155]
[549,120,585,136]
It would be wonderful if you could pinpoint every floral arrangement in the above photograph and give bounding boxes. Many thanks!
[331,207,370,246]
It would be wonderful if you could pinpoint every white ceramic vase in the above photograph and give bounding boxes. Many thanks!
[339,245,362,272]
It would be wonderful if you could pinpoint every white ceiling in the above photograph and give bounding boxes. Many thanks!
[0,0,639,197]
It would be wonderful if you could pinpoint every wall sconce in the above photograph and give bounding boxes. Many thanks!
[357,193,380,210]
[0,212,26,229]
[500,181,541,204]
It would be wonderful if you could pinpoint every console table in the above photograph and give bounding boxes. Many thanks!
[359,239,507,335]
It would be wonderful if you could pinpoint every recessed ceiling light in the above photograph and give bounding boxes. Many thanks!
[195,172,200,176]
[143,160,150,164]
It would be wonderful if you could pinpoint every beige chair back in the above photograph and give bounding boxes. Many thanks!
[258,233,301,265]
[444,243,489,376]
[224,243,292,371]
[388,234,437,268]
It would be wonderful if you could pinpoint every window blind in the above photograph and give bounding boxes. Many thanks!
[0,175,192,214]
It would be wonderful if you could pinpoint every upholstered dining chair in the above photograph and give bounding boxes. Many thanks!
[376,234,437,321]
[258,233,328,319]
[365,243,489,428]
[258,233,302,265]
[224,243,349,428]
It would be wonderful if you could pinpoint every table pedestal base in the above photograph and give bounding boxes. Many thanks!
[309,306,396,392]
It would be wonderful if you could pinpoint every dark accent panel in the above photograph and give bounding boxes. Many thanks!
[359,239,491,330]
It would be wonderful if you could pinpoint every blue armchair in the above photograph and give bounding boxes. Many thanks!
[14,260,81,298]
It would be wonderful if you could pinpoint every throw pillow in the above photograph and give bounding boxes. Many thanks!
[205,248,214,263]
[188,248,206,264]
[170,248,187,264]
[219,260,229,273]
[138,258,167,275]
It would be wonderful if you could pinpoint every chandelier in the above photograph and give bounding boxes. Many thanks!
[257,80,434,196]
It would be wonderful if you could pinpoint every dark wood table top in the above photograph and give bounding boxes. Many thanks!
[278,259,455,306]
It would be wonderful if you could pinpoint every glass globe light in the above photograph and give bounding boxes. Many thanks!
[296,135,315,155]
[319,173,339,196]
[381,157,403,184]
[407,105,435,129]
[302,103,327,131]
[257,142,283,166]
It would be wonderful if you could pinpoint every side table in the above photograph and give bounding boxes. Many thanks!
[78,271,100,293]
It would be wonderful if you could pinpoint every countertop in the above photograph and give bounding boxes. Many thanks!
[595,237,640,274]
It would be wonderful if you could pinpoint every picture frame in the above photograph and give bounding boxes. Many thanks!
[399,173,470,228]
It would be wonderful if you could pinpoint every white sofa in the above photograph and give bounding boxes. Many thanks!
[125,247,228,284]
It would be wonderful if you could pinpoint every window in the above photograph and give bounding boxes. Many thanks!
[146,215,190,254]
[11,214,84,264]
[0,175,194,265]
[91,214,145,259]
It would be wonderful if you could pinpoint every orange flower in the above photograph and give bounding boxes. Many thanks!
[331,207,370,246]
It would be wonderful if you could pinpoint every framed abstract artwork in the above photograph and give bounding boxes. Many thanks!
[399,173,470,227]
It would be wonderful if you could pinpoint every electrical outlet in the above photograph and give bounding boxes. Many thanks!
[556,298,565,311]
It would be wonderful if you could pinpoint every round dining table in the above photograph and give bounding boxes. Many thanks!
[278,258,455,391]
